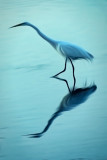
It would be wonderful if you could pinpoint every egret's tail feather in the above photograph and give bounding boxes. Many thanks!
[86,52,94,62]
[88,52,94,59]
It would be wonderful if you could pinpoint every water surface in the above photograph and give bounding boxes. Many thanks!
[0,0,107,160]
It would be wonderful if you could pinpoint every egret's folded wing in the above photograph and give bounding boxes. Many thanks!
[60,43,93,60]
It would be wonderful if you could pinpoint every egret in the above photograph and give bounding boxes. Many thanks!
[10,22,94,87]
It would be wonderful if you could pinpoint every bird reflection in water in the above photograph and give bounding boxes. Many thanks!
[27,78,97,138]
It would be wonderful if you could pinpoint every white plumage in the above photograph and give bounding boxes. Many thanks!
[10,22,94,89]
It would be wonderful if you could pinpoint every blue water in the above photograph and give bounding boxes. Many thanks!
[0,0,107,160]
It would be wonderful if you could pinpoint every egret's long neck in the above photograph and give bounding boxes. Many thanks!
[27,23,57,48]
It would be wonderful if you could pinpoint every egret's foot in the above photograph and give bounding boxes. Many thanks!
[51,72,64,78]
[50,75,57,78]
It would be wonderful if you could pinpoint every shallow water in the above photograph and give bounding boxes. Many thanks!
[0,0,107,160]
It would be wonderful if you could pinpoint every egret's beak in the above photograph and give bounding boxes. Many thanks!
[10,23,26,28]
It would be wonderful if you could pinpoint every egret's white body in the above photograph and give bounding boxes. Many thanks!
[56,41,93,60]
[10,22,94,88]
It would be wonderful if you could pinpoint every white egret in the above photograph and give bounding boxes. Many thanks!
[10,22,94,87]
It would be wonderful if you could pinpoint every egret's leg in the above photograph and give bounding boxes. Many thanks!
[52,58,67,78]
[69,58,76,90]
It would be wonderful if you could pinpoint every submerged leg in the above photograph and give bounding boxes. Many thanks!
[52,58,67,78]
[53,76,72,94]
[69,58,76,90]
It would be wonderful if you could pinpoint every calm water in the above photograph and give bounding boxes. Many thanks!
[0,0,107,160]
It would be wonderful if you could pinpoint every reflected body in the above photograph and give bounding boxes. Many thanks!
[10,22,94,88]
[27,80,97,138]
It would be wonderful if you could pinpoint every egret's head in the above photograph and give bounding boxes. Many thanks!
[10,22,29,28]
